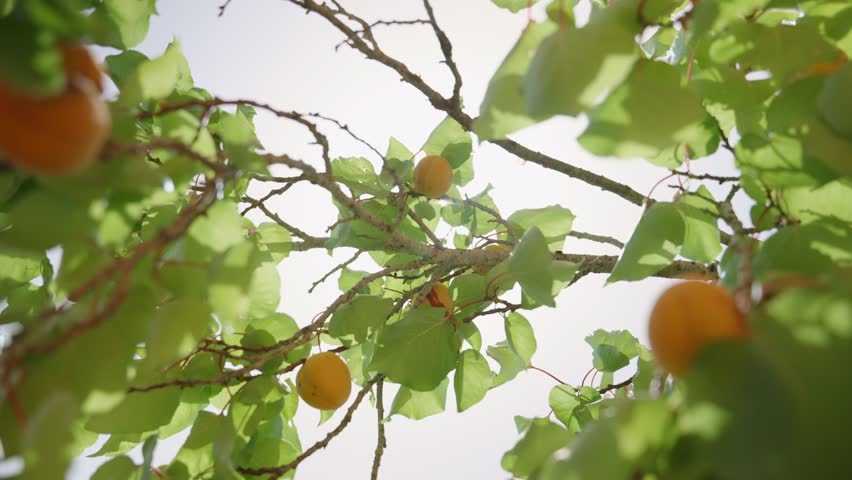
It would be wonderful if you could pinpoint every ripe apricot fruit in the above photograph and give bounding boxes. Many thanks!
[648,281,750,378]
[0,43,110,175]
[473,244,509,276]
[426,282,454,317]
[296,352,352,410]
[413,154,452,198]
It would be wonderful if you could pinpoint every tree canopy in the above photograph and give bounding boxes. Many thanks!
[0,0,851,479]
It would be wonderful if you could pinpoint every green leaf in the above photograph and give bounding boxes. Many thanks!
[0,0,15,16]
[380,137,415,188]
[0,187,92,251]
[752,224,851,280]
[585,329,641,372]
[783,179,852,225]
[0,247,43,294]
[105,50,149,89]
[338,267,381,295]
[390,378,449,420]
[449,273,489,323]
[120,40,193,105]
[487,341,527,388]
[459,322,482,351]
[254,222,292,263]
[370,306,460,391]
[509,227,556,307]
[549,385,601,432]
[246,313,310,365]
[501,418,572,478]
[234,417,299,472]
[474,21,557,140]
[506,205,575,251]
[331,157,385,197]
[20,392,79,480]
[491,0,541,13]
[1,288,157,455]
[209,107,258,146]
[523,0,639,118]
[608,202,685,283]
[140,435,158,480]
[734,134,837,189]
[708,22,841,87]
[0,16,63,95]
[188,201,245,254]
[579,59,714,160]
[86,387,181,434]
[454,349,492,412]
[91,0,157,49]
[505,313,536,365]
[818,62,852,138]
[139,300,212,375]
[328,295,394,344]
[208,241,280,329]
[692,0,770,36]
[539,400,671,479]
[92,456,139,480]
[422,116,472,169]
[677,186,723,262]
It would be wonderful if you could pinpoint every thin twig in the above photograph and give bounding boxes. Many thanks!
[371,377,387,480]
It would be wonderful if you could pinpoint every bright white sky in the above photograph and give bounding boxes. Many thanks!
[66,1,743,478]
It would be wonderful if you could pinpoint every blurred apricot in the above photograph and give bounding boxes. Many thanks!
[413,154,452,198]
[296,352,352,410]
[0,43,110,175]
[649,281,750,377]
[426,282,454,317]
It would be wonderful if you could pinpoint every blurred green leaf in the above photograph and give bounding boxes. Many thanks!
[501,418,572,478]
[475,21,557,140]
[523,0,639,118]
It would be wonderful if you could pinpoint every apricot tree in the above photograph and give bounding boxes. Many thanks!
[0,0,851,479]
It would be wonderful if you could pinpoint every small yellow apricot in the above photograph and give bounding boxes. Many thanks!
[473,244,509,276]
[296,352,352,410]
[648,281,750,377]
[426,282,454,317]
[413,155,452,198]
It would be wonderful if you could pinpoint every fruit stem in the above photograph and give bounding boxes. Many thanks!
[527,365,568,384]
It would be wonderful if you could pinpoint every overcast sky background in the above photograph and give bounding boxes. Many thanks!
[64,1,743,478]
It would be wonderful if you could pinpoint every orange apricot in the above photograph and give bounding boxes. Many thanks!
[0,43,110,175]
[648,281,750,377]
[296,352,352,410]
[426,282,454,317]
[413,154,452,198]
